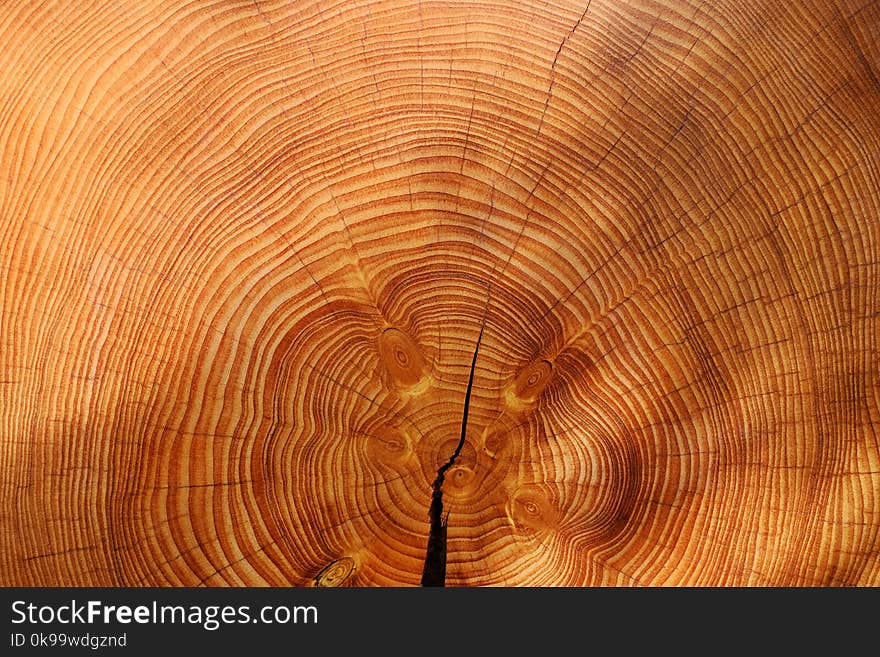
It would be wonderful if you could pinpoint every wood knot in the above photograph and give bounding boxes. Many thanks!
[365,427,411,465]
[508,486,560,534]
[314,556,356,587]
[506,359,553,408]
[446,465,476,491]
[378,328,429,392]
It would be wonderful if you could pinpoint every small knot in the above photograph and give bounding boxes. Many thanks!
[314,556,356,587]
[378,328,429,392]
[506,359,553,408]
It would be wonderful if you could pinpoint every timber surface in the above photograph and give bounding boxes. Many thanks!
[1,0,878,586]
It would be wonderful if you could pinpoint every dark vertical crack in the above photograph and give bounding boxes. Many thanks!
[420,324,484,586]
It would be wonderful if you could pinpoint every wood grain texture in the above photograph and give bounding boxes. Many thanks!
[1,0,878,586]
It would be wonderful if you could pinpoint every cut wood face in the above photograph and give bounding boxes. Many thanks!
[1,0,878,586]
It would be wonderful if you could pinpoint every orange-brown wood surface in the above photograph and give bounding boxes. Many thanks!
[1,0,878,586]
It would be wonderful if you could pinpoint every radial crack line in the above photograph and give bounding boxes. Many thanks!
[420,324,485,587]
